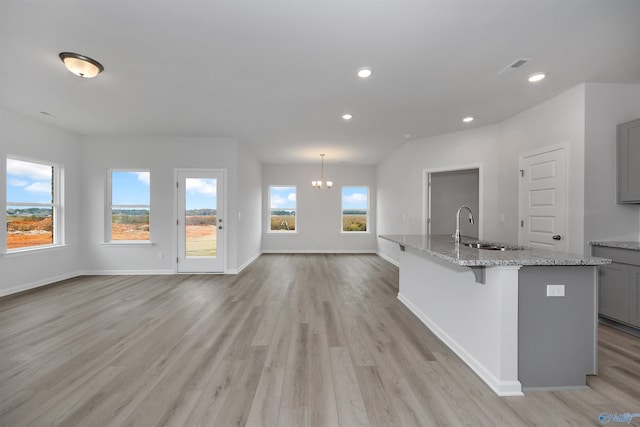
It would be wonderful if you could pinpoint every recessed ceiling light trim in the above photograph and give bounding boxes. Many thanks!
[528,72,546,83]
[357,67,372,78]
[59,52,104,78]
[342,114,353,120]
[462,116,474,123]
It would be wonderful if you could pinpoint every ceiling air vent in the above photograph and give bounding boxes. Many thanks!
[497,58,531,76]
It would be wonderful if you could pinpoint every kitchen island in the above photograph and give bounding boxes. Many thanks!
[380,234,611,396]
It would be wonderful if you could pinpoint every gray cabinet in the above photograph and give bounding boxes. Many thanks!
[598,262,630,322]
[617,118,640,203]
[630,266,640,328]
[592,246,640,330]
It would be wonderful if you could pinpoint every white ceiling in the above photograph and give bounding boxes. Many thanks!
[1,0,639,165]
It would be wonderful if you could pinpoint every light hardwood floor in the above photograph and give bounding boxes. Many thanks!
[1,254,639,426]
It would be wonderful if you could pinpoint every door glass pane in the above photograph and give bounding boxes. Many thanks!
[184,178,217,257]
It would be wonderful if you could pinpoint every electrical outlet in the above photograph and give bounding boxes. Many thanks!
[546,284,565,297]
[157,251,164,260]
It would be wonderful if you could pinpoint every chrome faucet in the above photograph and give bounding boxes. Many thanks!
[454,205,475,244]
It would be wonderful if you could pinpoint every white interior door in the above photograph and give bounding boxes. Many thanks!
[519,147,567,252]
[177,170,224,273]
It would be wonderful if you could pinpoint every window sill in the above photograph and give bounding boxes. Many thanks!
[99,241,155,246]
[340,231,371,234]
[1,244,70,257]
[266,231,298,234]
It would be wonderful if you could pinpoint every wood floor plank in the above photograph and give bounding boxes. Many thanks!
[1,254,639,427]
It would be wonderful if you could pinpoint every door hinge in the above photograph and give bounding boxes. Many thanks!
[176,257,179,263]
[176,219,179,225]
[176,181,179,188]
[520,169,524,177]
[520,220,524,227]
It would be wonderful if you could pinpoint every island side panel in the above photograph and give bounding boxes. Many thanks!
[398,248,523,396]
[518,266,598,390]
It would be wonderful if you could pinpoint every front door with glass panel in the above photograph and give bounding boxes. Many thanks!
[176,170,224,273]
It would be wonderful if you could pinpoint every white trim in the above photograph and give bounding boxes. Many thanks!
[397,293,523,397]
[226,251,261,274]
[261,249,377,254]
[422,163,483,239]
[2,243,70,257]
[79,269,175,276]
[0,271,82,298]
[376,251,399,267]
[98,242,155,247]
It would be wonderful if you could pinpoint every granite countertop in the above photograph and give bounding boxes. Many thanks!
[589,241,640,251]
[380,234,612,267]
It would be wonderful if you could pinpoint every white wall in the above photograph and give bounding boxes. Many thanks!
[235,142,263,271]
[584,83,640,251]
[80,136,261,274]
[0,108,82,296]
[262,164,377,252]
[377,84,588,263]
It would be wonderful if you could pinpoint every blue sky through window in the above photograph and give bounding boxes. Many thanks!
[112,171,150,205]
[342,186,368,210]
[6,159,53,204]
[185,178,217,210]
[270,186,296,210]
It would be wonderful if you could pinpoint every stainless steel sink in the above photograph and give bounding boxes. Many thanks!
[464,242,508,251]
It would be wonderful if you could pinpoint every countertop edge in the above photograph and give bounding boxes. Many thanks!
[381,235,611,267]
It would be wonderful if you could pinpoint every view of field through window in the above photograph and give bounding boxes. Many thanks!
[342,186,368,232]
[6,159,55,250]
[111,171,151,240]
[270,186,296,231]
[184,178,217,257]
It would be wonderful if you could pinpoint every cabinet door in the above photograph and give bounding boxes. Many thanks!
[629,266,640,328]
[617,118,640,203]
[598,263,630,322]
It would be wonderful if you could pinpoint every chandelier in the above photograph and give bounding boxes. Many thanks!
[312,154,333,189]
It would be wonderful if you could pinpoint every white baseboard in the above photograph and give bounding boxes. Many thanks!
[0,271,83,298]
[397,293,523,397]
[226,252,261,274]
[261,249,377,254]
[376,251,399,267]
[79,269,175,276]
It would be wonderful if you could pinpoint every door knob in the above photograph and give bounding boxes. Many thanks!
[552,235,562,240]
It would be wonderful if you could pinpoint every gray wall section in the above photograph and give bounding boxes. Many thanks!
[430,169,479,238]
[518,266,597,389]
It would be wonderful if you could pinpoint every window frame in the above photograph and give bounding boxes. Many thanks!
[5,156,64,252]
[268,185,297,233]
[341,185,369,233]
[106,169,151,243]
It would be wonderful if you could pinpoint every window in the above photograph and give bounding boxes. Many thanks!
[6,157,61,251]
[269,186,296,232]
[342,186,368,232]
[108,171,150,241]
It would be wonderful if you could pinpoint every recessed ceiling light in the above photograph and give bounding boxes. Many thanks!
[357,67,372,78]
[528,72,546,83]
[462,116,474,123]
[342,114,353,120]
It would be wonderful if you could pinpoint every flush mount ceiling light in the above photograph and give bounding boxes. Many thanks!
[357,67,372,78]
[312,154,333,189]
[528,72,546,83]
[342,114,353,120]
[59,52,104,78]
[462,116,474,123]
